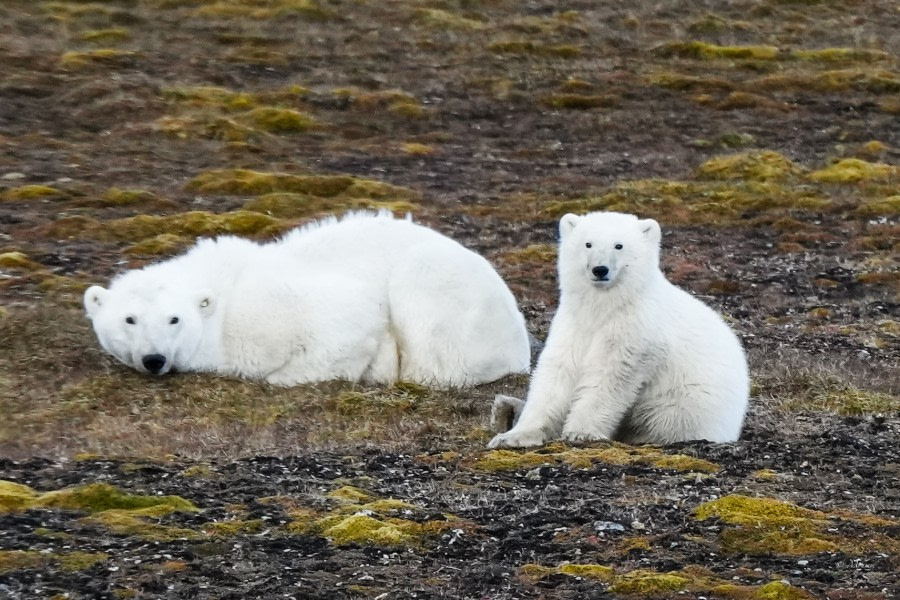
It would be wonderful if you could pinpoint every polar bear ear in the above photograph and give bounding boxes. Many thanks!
[559,213,581,237]
[197,291,215,317]
[640,218,661,244]
[83,285,108,318]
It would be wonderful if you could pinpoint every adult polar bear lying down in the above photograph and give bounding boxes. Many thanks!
[489,211,749,447]
[84,211,531,388]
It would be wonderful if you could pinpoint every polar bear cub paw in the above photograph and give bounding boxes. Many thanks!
[561,428,610,444]
[487,428,547,449]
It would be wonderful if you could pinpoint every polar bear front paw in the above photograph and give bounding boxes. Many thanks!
[487,428,547,449]
[561,429,609,444]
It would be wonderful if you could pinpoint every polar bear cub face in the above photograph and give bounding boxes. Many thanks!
[84,279,212,376]
[558,212,661,290]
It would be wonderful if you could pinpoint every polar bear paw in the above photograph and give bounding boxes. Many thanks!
[487,428,547,449]
[561,429,609,444]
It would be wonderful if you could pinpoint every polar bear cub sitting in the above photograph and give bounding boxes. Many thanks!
[489,211,749,447]
[85,212,531,388]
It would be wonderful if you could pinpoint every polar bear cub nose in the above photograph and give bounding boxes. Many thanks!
[141,354,167,374]
[591,265,610,280]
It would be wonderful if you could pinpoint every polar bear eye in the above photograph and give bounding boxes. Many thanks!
[585,242,592,248]
[170,317,179,325]
[125,316,136,325]
[615,243,623,250]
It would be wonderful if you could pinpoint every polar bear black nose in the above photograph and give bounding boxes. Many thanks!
[592,266,610,279]
[142,354,167,374]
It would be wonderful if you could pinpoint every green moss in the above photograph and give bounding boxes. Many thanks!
[414,8,486,31]
[697,151,803,181]
[78,28,131,43]
[608,570,690,594]
[187,168,418,201]
[60,49,138,68]
[752,69,900,94]
[0,251,41,270]
[327,485,376,504]
[650,72,734,92]
[474,443,719,473]
[33,482,197,513]
[57,551,109,572]
[0,481,38,512]
[320,513,414,546]
[790,48,889,64]
[101,187,160,206]
[2,184,65,201]
[519,563,556,581]
[125,233,192,257]
[401,142,435,156]
[808,158,899,183]
[488,40,581,58]
[203,519,265,537]
[83,506,202,541]
[558,563,614,581]
[658,41,779,60]
[502,244,557,264]
[692,494,900,555]
[193,0,330,20]
[542,93,619,109]
[244,106,315,133]
[751,469,779,481]
[242,192,418,219]
[162,85,257,111]
[0,550,44,574]
[754,581,815,600]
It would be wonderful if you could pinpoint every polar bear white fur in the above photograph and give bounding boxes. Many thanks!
[84,211,531,387]
[488,211,749,447]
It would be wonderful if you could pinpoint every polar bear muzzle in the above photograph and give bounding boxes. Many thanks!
[141,353,167,375]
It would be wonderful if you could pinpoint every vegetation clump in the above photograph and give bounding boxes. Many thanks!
[488,40,581,58]
[413,8,486,31]
[193,0,331,20]
[609,570,691,594]
[2,184,66,201]
[0,252,41,270]
[473,442,720,473]
[187,168,419,201]
[78,28,131,43]
[60,49,138,68]
[694,494,898,555]
[697,151,803,181]
[658,41,779,60]
[808,158,899,183]
[502,244,557,264]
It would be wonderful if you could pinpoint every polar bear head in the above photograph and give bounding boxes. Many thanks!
[83,274,214,376]
[557,211,661,292]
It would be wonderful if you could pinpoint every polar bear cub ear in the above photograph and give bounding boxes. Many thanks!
[640,218,661,244]
[84,285,108,318]
[197,290,215,317]
[559,213,581,237]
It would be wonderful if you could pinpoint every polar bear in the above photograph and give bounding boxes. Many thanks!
[84,211,531,387]
[488,211,749,448]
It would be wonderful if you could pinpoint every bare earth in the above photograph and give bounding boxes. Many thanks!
[0,1,898,599]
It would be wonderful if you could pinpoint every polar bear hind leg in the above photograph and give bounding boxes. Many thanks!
[388,243,529,387]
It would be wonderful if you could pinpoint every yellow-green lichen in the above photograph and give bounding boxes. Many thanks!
[0,549,108,574]
[0,481,38,512]
[0,252,41,270]
[32,482,197,513]
[193,0,330,20]
[808,158,899,183]
[502,244,557,264]
[244,106,315,133]
[694,494,898,555]
[790,48,889,64]
[608,570,691,594]
[658,41,780,61]
[101,188,161,206]
[558,563,614,580]
[697,151,803,181]
[242,192,418,219]
[203,519,265,537]
[0,551,46,574]
[473,442,719,473]
[414,8,486,31]
[187,168,418,201]
[78,28,131,43]
[60,49,138,68]
[327,485,376,504]
[125,233,192,257]
[83,506,202,541]
[2,184,65,201]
